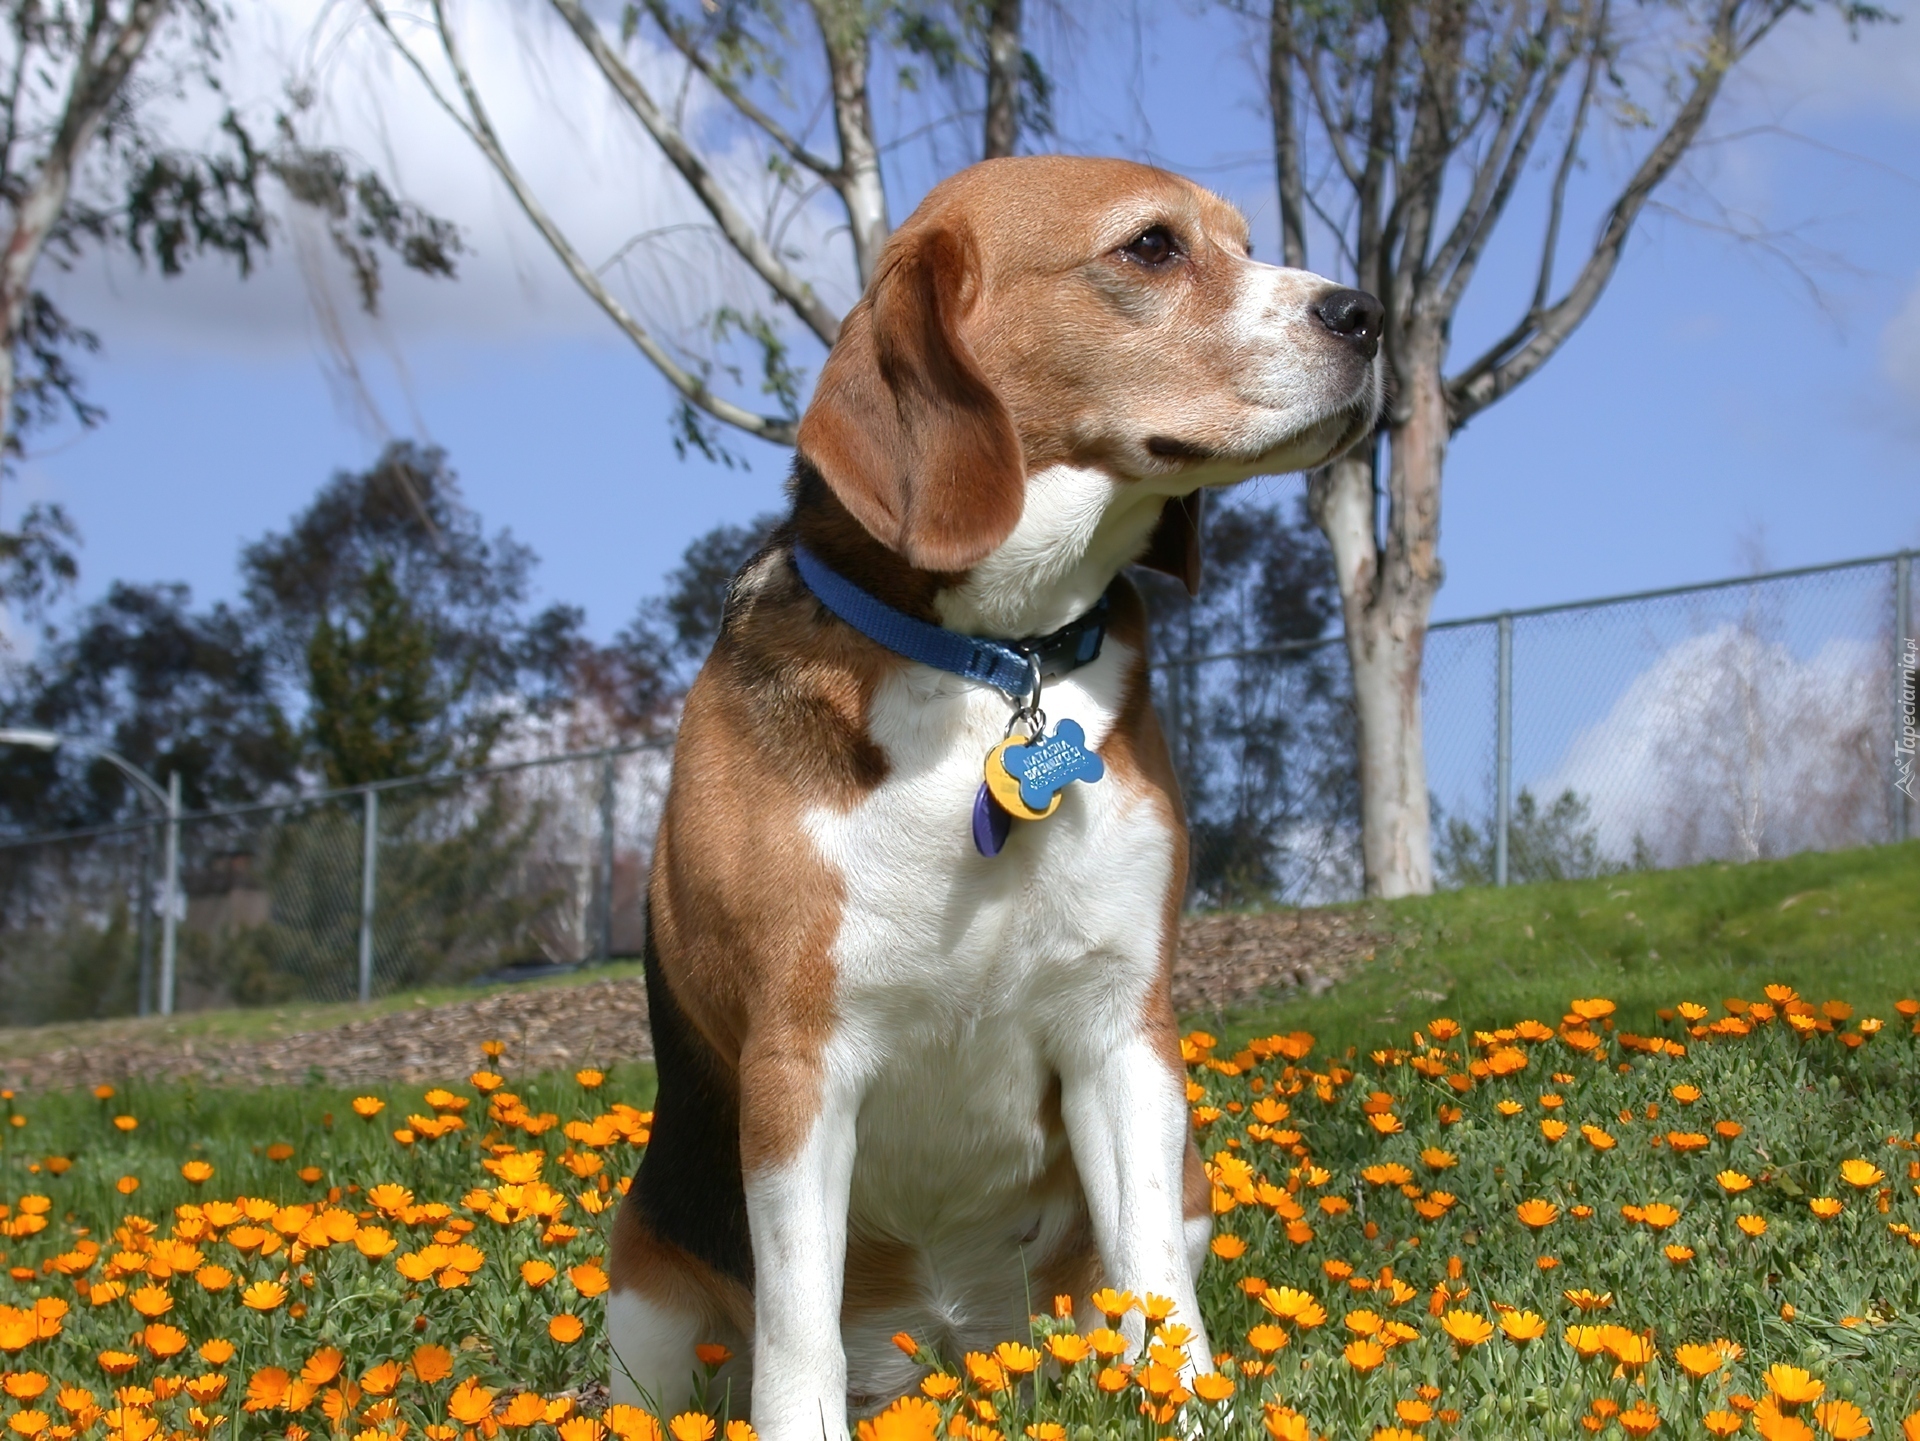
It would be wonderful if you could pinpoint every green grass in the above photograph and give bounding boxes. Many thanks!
[1214,841,1920,1056]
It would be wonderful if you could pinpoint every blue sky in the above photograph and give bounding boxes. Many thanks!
[9,0,1918,648]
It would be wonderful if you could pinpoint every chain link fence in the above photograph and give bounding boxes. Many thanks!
[1161,549,1915,905]
[2,550,1913,1025]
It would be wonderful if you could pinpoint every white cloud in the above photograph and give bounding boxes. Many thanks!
[44,0,859,365]
[1882,273,1920,407]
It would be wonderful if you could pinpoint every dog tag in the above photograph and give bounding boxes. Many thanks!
[972,784,1013,857]
[998,719,1105,815]
[985,735,1060,821]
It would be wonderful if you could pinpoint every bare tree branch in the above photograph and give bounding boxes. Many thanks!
[1433,2,1585,311]
[365,1,797,447]
[1300,53,1362,190]
[548,0,842,348]
[1448,0,1781,424]
[1268,0,1307,269]
[639,0,846,182]
[0,0,170,462]
[810,0,890,287]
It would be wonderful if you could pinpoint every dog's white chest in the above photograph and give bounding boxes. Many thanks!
[804,646,1174,1043]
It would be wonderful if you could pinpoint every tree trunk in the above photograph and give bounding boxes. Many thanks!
[812,0,889,287]
[983,0,1021,159]
[1310,330,1448,898]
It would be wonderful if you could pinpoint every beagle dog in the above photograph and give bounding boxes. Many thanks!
[609,155,1382,1440]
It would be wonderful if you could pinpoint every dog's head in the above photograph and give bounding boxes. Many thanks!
[796,156,1381,608]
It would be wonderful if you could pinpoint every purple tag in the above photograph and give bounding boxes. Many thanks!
[972,783,1013,857]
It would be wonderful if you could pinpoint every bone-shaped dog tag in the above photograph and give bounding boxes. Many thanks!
[998,719,1104,815]
[984,735,1060,821]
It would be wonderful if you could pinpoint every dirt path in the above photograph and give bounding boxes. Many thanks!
[2,908,1379,1092]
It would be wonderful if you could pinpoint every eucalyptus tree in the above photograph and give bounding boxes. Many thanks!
[359,0,1047,460]
[1245,0,1885,896]
[0,0,461,616]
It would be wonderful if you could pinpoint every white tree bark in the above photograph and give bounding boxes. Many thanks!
[0,0,169,469]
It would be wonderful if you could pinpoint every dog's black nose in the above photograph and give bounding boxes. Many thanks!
[1312,288,1384,357]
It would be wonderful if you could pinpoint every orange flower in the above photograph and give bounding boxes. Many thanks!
[1516,1199,1558,1230]
[548,1315,585,1344]
[412,1346,455,1383]
[854,1397,941,1441]
[1808,1198,1843,1220]
[1838,1160,1885,1189]
[128,1286,172,1318]
[1665,1245,1695,1265]
[1737,1215,1768,1237]
[994,1342,1041,1375]
[599,1406,660,1440]
[240,1281,286,1312]
[1211,1234,1246,1259]
[179,1162,213,1184]
[1247,1325,1288,1355]
[569,1263,610,1297]
[351,1097,385,1119]
[1618,1404,1660,1438]
[1702,1412,1743,1437]
[448,1379,495,1424]
[1343,1339,1385,1373]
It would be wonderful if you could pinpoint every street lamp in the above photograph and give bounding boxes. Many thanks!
[0,729,184,1017]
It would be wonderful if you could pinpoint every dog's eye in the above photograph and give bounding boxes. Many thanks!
[1120,226,1180,268]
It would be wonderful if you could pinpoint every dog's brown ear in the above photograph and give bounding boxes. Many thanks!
[797,225,1025,572]
[1138,491,1203,596]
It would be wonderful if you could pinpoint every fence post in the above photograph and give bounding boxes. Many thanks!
[135,820,155,1019]
[158,771,182,1017]
[1495,612,1513,887]
[596,754,616,962]
[358,788,379,1003]
[1899,552,1913,845]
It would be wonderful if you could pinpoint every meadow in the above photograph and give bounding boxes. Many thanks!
[2,850,1919,1440]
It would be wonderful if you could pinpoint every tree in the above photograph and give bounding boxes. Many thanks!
[0,0,461,612]
[623,510,782,683]
[1241,0,1885,896]
[357,0,1049,459]
[241,440,592,764]
[1134,491,1357,905]
[0,579,295,829]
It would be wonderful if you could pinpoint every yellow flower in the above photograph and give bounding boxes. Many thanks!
[1675,1342,1724,1378]
[1439,1310,1493,1348]
[1839,1160,1885,1189]
[1499,1311,1546,1343]
[994,1342,1041,1375]
[1045,1334,1089,1366]
[1763,1364,1824,1405]
[1811,1401,1871,1440]
[1089,1288,1135,1321]
[240,1281,286,1312]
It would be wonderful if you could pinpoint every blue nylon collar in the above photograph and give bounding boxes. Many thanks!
[791,543,1109,699]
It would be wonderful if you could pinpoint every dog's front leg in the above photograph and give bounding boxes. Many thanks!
[741,1041,859,1441]
[1059,1035,1214,1376]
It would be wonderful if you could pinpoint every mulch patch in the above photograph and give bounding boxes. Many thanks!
[4,909,1380,1092]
